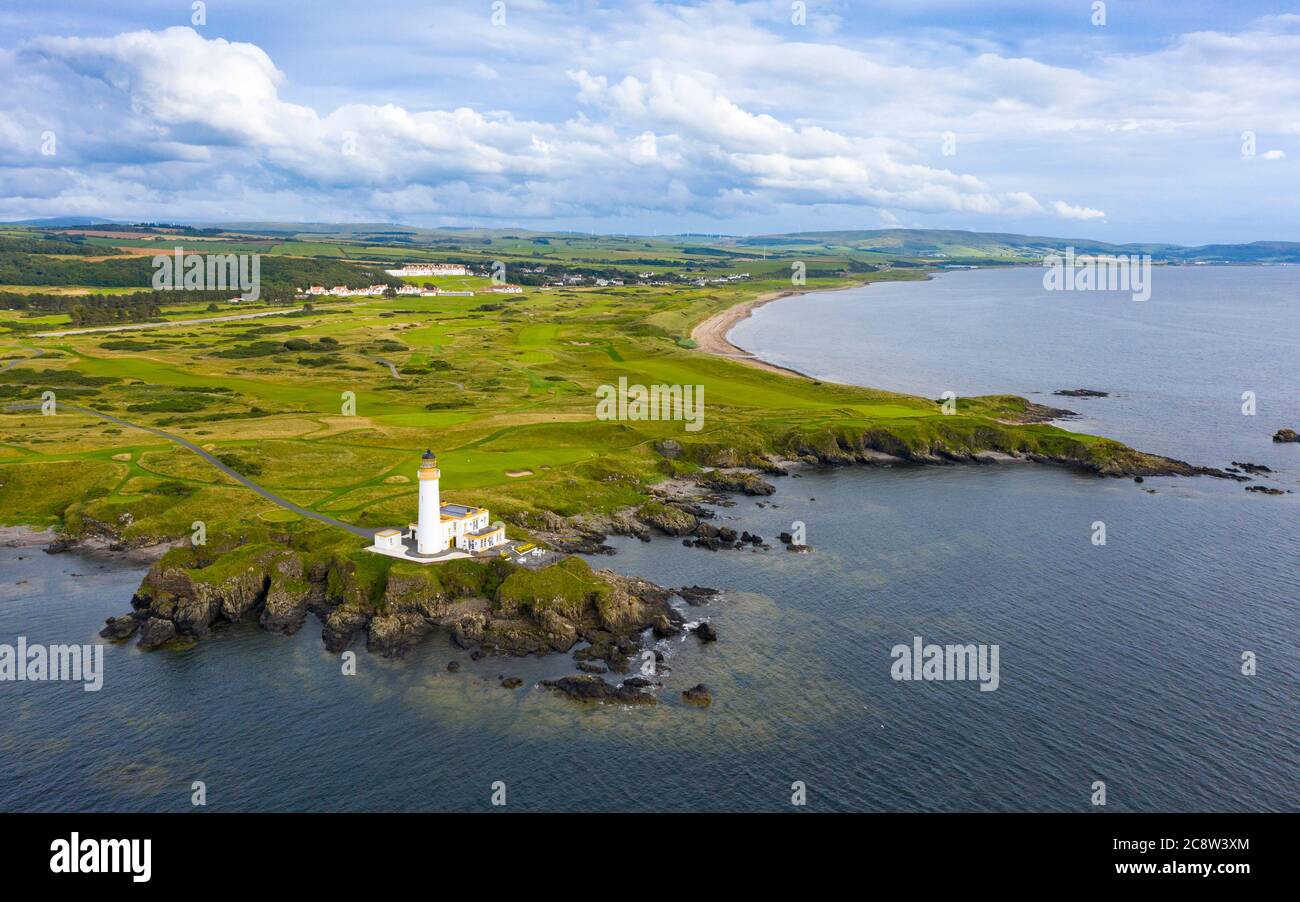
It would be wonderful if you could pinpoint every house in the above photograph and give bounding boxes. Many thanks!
[306,285,327,295]
[367,451,507,563]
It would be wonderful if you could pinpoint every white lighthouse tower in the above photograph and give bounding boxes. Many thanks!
[415,449,445,555]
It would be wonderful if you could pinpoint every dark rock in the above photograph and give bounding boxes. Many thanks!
[678,585,720,605]
[137,617,177,650]
[654,439,684,459]
[1245,485,1287,496]
[99,614,140,641]
[694,621,718,643]
[1133,476,1144,483]
[787,544,814,553]
[1272,428,1299,443]
[622,676,660,689]
[636,502,699,536]
[698,470,776,496]
[576,660,608,673]
[681,683,713,707]
[681,539,692,547]
[652,614,681,638]
[323,607,370,653]
[367,612,431,658]
[446,660,461,672]
[540,675,657,705]
[1232,461,1273,474]
[500,676,524,689]
[450,616,485,649]
[1053,388,1109,398]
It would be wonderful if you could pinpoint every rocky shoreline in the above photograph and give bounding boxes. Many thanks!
[20,416,1290,711]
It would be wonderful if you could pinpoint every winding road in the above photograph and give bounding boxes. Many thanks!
[2,400,373,538]
[32,302,358,338]
[364,355,403,379]
[0,347,44,373]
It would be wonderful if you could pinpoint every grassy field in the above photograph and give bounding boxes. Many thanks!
[0,228,1150,560]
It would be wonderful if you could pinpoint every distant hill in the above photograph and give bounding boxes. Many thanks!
[5,219,1299,264]
[5,216,121,228]
[736,229,1300,264]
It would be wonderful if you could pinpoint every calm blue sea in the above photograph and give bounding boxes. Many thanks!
[1,266,1297,811]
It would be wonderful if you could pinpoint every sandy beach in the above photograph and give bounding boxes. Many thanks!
[689,282,865,379]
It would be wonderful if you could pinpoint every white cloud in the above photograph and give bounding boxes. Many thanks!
[3,8,1300,235]
[1052,201,1107,221]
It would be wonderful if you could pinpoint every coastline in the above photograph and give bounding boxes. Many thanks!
[689,280,870,379]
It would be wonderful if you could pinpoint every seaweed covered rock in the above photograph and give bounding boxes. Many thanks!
[540,675,657,705]
[137,617,177,650]
[99,614,140,641]
[634,501,699,536]
[698,470,776,496]
[129,543,297,643]
[259,553,315,634]
[682,684,713,706]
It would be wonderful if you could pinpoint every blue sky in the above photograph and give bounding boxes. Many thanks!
[1,0,1298,243]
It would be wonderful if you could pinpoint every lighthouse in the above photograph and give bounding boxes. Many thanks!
[415,449,445,554]
[369,450,507,562]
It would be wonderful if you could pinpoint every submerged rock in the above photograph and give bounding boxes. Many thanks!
[1232,461,1273,474]
[693,621,718,643]
[678,585,720,605]
[681,684,713,706]
[1245,485,1288,496]
[622,676,660,689]
[540,675,657,705]
[1053,388,1109,398]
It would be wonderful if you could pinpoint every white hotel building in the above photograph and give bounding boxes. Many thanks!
[385,263,468,277]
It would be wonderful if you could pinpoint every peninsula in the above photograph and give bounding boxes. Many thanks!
[0,225,1255,674]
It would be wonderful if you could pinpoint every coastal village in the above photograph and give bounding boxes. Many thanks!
[303,261,520,297]
[299,259,751,297]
